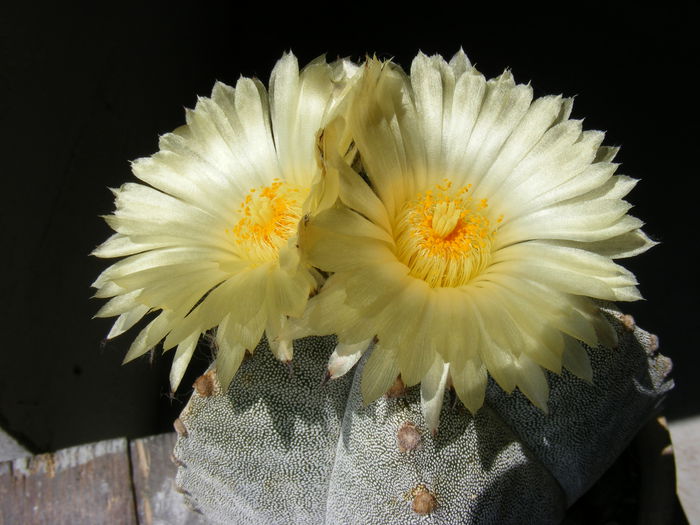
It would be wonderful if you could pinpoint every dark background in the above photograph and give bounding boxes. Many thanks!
[0,4,697,453]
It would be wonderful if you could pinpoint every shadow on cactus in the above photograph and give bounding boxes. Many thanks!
[216,336,352,449]
[173,307,670,524]
[92,50,672,524]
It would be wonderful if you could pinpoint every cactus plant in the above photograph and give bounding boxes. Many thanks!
[90,49,670,523]
[172,304,672,524]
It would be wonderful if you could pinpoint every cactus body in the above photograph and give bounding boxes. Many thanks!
[173,306,672,524]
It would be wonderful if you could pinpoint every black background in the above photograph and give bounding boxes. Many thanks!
[1,4,697,453]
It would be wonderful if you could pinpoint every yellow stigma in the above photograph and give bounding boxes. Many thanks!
[227,179,307,262]
[395,181,499,288]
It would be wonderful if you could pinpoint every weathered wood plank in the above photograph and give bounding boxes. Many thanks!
[0,438,137,525]
[669,416,700,525]
[0,426,30,462]
[130,433,210,525]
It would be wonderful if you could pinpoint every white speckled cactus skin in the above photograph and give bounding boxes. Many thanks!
[172,304,672,524]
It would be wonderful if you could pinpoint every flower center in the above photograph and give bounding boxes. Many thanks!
[395,180,501,288]
[227,179,307,261]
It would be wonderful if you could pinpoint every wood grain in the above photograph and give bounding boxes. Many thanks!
[0,438,137,525]
[130,433,208,525]
[0,433,208,525]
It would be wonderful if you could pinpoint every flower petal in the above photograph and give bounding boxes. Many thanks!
[420,354,450,433]
[327,339,372,379]
[170,332,200,391]
[451,358,488,414]
[360,344,400,405]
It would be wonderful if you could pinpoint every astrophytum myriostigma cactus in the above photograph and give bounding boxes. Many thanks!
[90,49,671,525]
[172,304,672,525]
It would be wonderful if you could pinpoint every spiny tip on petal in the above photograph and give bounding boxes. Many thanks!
[268,337,294,363]
[284,359,294,379]
[320,369,331,387]
[385,375,406,398]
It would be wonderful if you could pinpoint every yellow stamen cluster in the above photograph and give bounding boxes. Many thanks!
[227,179,307,262]
[395,180,500,288]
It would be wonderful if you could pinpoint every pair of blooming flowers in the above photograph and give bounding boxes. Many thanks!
[93,51,653,431]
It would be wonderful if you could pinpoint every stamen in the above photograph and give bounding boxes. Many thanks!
[227,180,307,262]
[395,182,499,287]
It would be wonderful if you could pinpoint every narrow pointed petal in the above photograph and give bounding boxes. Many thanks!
[107,304,150,339]
[562,336,593,383]
[515,354,550,412]
[420,355,450,433]
[215,316,248,392]
[451,359,488,414]
[122,310,174,364]
[170,332,200,391]
[361,345,401,405]
[328,339,372,379]
[268,337,294,363]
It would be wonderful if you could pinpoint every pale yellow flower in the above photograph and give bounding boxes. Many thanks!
[93,53,358,391]
[304,52,655,431]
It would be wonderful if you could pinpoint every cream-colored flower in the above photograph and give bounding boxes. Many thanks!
[93,53,358,391]
[304,52,655,431]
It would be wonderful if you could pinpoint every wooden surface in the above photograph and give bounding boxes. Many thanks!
[669,417,700,525]
[131,433,207,525]
[0,433,208,525]
[0,428,30,463]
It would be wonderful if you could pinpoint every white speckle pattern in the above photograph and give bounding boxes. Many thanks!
[174,303,672,524]
[324,358,565,524]
[175,336,352,524]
